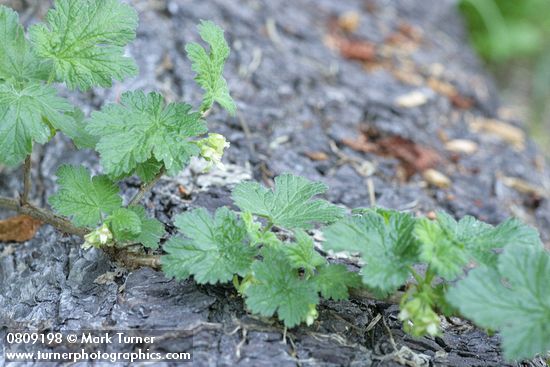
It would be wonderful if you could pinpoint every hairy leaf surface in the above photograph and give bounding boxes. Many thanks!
[283,230,326,274]
[186,20,235,114]
[323,210,419,294]
[245,247,319,327]
[415,212,543,280]
[0,83,73,166]
[0,6,50,82]
[29,0,138,90]
[49,165,122,227]
[162,207,255,284]
[314,264,361,301]
[447,245,550,361]
[87,91,206,177]
[232,174,344,229]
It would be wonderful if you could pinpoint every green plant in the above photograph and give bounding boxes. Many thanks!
[0,0,234,249]
[0,0,548,362]
[324,208,550,361]
[162,174,361,327]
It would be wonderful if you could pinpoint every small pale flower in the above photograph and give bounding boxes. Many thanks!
[83,223,113,250]
[305,304,319,326]
[197,133,230,170]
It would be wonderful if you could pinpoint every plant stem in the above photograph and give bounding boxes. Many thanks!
[127,166,166,207]
[0,196,89,236]
[408,266,424,284]
[262,220,274,233]
[21,155,32,205]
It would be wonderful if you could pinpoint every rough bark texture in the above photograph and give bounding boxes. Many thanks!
[1,0,549,366]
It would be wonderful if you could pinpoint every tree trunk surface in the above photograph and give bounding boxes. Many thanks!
[1,0,549,366]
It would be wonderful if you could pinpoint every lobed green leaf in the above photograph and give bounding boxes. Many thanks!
[0,5,50,83]
[282,230,326,274]
[232,174,345,229]
[447,245,550,361]
[49,165,122,227]
[0,82,75,166]
[29,0,138,90]
[323,209,419,294]
[128,206,164,249]
[244,247,319,328]
[162,207,256,284]
[186,20,236,115]
[86,91,207,178]
[415,212,543,280]
[314,264,361,301]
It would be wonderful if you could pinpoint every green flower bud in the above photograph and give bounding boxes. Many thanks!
[399,295,441,337]
[305,304,319,326]
[82,223,113,250]
[196,133,230,170]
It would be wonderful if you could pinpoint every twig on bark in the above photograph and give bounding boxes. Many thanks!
[0,196,89,237]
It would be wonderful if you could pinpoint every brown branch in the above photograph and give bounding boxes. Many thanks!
[0,196,89,237]
[21,155,32,205]
[127,166,166,207]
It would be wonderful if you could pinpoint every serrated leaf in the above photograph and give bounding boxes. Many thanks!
[162,207,256,284]
[56,107,100,149]
[128,205,164,249]
[86,91,207,178]
[244,247,319,327]
[283,230,326,274]
[135,158,163,183]
[415,212,543,280]
[107,207,141,241]
[232,174,344,229]
[447,245,550,361]
[414,218,469,281]
[186,20,236,114]
[0,5,50,82]
[314,264,361,301]
[29,0,138,90]
[49,165,122,227]
[0,82,73,166]
[241,211,280,247]
[323,210,419,294]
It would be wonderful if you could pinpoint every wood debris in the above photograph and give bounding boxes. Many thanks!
[341,134,377,153]
[449,93,474,109]
[0,215,43,243]
[385,22,423,53]
[423,169,451,189]
[326,34,376,62]
[337,11,360,33]
[94,271,118,285]
[469,117,525,150]
[445,139,478,154]
[395,90,428,108]
[342,133,440,179]
[325,15,376,62]
[304,151,329,161]
[501,176,546,197]
[427,77,474,110]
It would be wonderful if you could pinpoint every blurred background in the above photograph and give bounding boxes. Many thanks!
[459,0,550,152]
